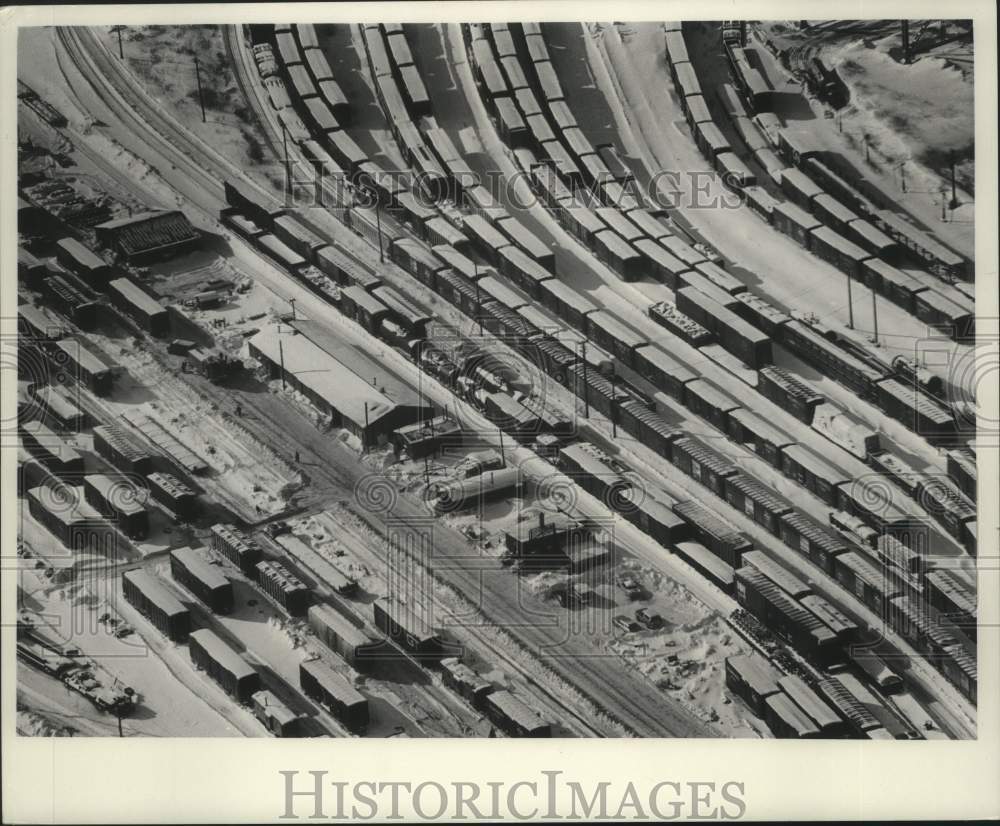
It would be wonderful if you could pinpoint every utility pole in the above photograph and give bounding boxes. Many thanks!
[375,198,384,262]
[474,265,483,334]
[112,25,124,60]
[610,361,618,438]
[871,285,879,344]
[288,297,297,321]
[498,427,506,468]
[899,161,906,192]
[581,342,589,419]
[940,188,948,221]
[281,121,291,198]
[193,56,207,123]
[364,402,370,451]
[846,271,855,329]
[949,150,958,209]
[278,338,286,389]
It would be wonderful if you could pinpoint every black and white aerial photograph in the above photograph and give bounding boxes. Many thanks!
[12,12,987,756]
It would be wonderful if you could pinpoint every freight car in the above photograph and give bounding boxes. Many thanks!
[440,658,495,709]
[538,278,598,332]
[373,597,449,660]
[771,201,821,248]
[851,652,903,694]
[723,476,793,536]
[779,445,849,508]
[724,654,781,717]
[210,523,263,576]
[780,320,882,399]
[860,259,927,313]
[189,629,261,704]
[55,238,112,290]
[725,408,795,469]
[675,287,772,367]
[308,603,386,668]
[741,550,810,599]
[299,659,369,733]
[592,230,645,282]
[145,471,199,520]
[122,569,190,642]
[672,499,752,568]
[252,690,301,737]
[757,366,824,425]
[945,448,976,502]
[674,541,735,594]
[256,560,311,616]
[52,338,113,396]
[763,693,821,738]
[170,546,234,614]
[497,245,555,299]
[913,289,975,341]
[633,345,698,403]
[808,226,872,282]
[92,423,154,475]
[735,566,838,659]
[682,379,743,432]
[42,274,101,330]
[484,690,551,737]
[340,285,390,333]
[20,421,85,477]
[107,278,170,337]
[815,678,882,735]
[671,435,738,498]
[832,551,903,616]
[83,474,149,540]
[872,378,955,443]
[777,512,851,577]
[585,311,647,369]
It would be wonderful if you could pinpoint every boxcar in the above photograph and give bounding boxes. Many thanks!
[913,289,975,341]
[537,278,597,331]
[299,659,369,732]
[757,366,824,424]
[484,690,551,737]
[146,471,199,520]
[634,240,692,289]
[210,523,263,576]
[170,546,234,613]
[779,444,849,507]
[83,473,149,540]
[772,201,821,248]
[682,378,743,432]
[716,152,756,189]
[122,569,190,641]
[53,338,113,396]
[764,693,821,738]
[189,629,261,704]
[593,230,645,281]
[633,344,698,402]
[778,511,850,576]
[92,423,153,474]
[676,287,772,367]
[724,477,793,537]
[725,408,795,468]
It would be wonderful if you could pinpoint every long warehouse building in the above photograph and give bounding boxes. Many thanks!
[247,323,434,448]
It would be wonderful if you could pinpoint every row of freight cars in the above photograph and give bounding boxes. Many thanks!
[665,31,973,342]
[554,436,977,703]
[460,25,967,447]
[121,539,371,734]
[226,45,976,686]
[222,163,975,574]
[710,20,968,283]
[725,653,904,739]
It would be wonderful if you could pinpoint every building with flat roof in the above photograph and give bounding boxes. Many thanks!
[247,324,433,447]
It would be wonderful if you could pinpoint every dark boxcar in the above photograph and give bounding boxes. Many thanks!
[189,629,261,703]
[757,366,824,425]
[170,546,234,614]
[122,569,190,641]
[299,659,369,732]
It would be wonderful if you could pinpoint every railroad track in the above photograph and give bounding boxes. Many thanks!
[52,23,967,738]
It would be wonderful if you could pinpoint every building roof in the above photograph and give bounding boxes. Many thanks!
[96,210,198,257]
[248,326,398,427]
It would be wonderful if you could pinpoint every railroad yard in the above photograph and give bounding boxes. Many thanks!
[14,18,981,742]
